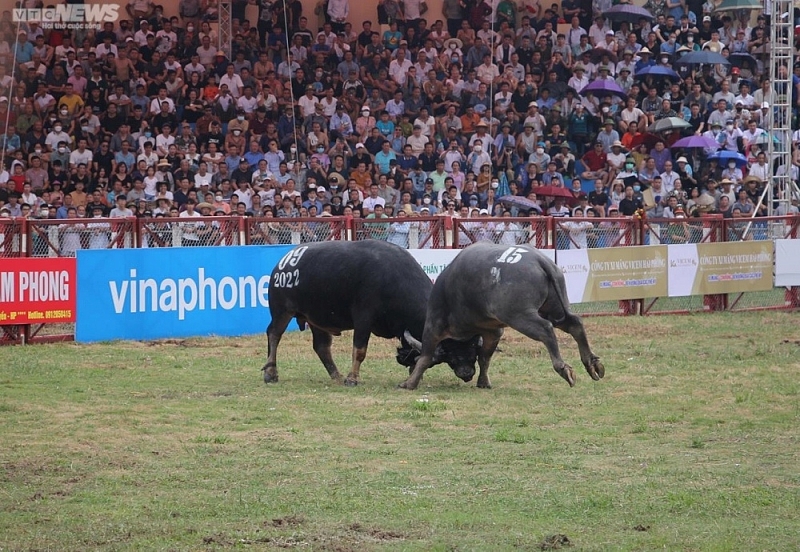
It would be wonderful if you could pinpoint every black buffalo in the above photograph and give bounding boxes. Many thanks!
[399,242,605,390]
[263,240,481,385]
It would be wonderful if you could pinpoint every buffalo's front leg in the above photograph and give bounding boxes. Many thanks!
[344,326,371,386]
[263,312,293,384]
[311,326,342,381]
[476,330,503,389]
[399,324,447,390]
[507,311,576,386]
[554,313,605,381]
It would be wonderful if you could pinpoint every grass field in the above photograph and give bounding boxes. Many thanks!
[1,312,799,551]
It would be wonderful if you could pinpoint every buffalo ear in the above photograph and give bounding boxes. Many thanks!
[404,330,423,351]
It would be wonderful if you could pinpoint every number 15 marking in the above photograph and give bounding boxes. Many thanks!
[497,246,527,264]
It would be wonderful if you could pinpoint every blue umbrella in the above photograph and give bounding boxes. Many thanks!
[580,79,629,100]
[675,50,730,66]
[634,65,681,81]
[708,150,748,167]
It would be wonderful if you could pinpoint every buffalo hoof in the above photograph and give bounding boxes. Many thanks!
[263,372,279,384]
[592,358,605,379]
[397,379,417,390]
[261,363,278,384]
[476,379,492,389]
[556,363,576,387]
[343,378,359,387]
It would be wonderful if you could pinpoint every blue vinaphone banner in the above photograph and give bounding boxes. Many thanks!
[76,245,293,342]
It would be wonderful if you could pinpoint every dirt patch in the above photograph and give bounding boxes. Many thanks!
[202,534,233,546]
[269,514,305,527]
[147,339,189,347]
[633,524,651,532]
[540,534,571,550]
[348,523,406,541]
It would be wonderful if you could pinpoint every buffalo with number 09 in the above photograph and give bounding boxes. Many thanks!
[399,242,605,390]
[262,240,482,386]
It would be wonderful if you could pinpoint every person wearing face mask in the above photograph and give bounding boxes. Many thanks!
[719,119,743,152]
[720,158,743,185]
[49,141,72,171]
[45,123,70,152]
[227,108,250,135]
[467,141,492,177]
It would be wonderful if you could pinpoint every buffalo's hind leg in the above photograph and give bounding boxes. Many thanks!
[263,312,294,384]
[344,325,371,387]
[507,311,576,387]
[553,313,604,381]
[311,326,342,382]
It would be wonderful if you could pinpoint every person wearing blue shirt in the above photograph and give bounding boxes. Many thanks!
[225,147,243,173]
[302,187,324,212]
[634,48,655,72]
[374,141,397,175]
[329,105,354,140]
[0,127,21,154]
[375,111,395,138]
[245,141,266,168]
[115,149,136,171]
[15,30,35,64]
[396,145,418,174]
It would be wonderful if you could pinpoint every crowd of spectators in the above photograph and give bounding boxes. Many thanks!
[1,0,799,247]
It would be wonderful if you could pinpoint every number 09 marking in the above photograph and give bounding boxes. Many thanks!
[497,246,527,264]
[277,246,308,270]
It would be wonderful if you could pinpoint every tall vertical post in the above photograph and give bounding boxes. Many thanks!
[218,1,233,59]
[768,3,794,215]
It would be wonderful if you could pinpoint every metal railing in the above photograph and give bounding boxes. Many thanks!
[26,218,137,257]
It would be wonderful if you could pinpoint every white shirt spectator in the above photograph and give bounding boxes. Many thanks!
[298,94,320,118]
[69,148,93,168]
[219,73,244,99]
[237,95,259,114]
[362,195,386,212]
[150,96,175,114]
[194,171,213,189]
[389,58,413,85]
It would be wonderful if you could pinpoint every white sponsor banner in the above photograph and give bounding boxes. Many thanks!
[667,244,700,297]
[407,249,461,283]
[537,248,557,263]
[775,239,800,286]
[408,248,555,283]
[556,249,590,304]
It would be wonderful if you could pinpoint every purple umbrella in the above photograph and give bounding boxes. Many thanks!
[605,4,655,23]
[580,79,629,100]
[670,135,720,150]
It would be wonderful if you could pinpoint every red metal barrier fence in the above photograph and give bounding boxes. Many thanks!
[2,214,798,345]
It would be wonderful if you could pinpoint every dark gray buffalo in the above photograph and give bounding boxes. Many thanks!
[263,240,481,386]
[399,242,605,390]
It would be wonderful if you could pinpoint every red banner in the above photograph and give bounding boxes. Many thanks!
[0,258,77,325]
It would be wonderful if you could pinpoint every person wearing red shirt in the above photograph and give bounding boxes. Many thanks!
[581,142,610,187]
